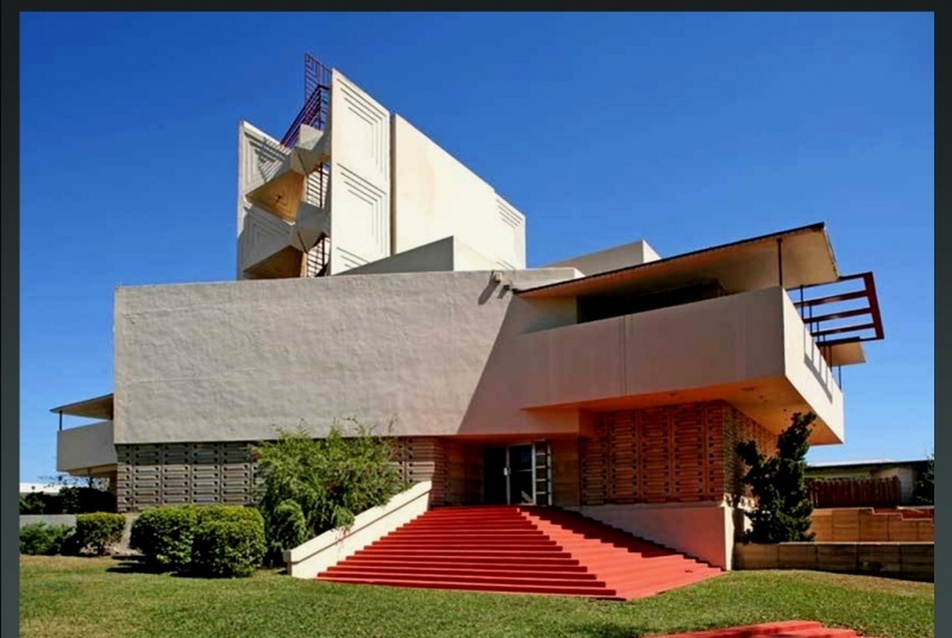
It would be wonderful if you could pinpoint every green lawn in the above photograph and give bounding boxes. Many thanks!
[20,556,933,638]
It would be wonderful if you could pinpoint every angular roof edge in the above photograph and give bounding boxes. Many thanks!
[517,222,833,297]
[50,393,114,419]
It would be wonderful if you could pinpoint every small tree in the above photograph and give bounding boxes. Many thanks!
[736,411,816,543]
[252,420,406,564]
[912,451,934,505]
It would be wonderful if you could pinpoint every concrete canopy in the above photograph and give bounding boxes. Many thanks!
[49,393,114,420]
[517,222,838,299]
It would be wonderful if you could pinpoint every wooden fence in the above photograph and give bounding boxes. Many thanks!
[806,477,900,508]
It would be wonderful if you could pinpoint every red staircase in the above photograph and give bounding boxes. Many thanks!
[645,620,886,637]
[316,505,723,599]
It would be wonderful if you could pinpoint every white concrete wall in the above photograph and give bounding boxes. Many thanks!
[391,115,526,270]
[573,502,736,569]
[345,236,456,275]
[56,421,117,473]
[113,278,843,445]
[329,70,392,273]
[113,268,578,444]
[238,205,294,272]
[781,291,845,443]
[343,236,498,276]
[546,239,661,275]
[517,287,787,408]
[236,122,291,279]
[513,286,844,441]
[285,481,431,579]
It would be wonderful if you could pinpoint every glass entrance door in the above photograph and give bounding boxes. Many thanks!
[483,442,551,505]
[508,445,535,505]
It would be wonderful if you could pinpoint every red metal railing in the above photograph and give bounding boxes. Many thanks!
[793,272,884,349]
[280,53,331,148]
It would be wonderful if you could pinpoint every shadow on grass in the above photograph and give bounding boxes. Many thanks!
[106,556,169,575]
[106,556,290,579]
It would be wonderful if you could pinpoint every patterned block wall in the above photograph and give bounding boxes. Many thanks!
[723,405,778,502]
[116,442,258,512]
[579,401,777,506]
[117,437,463,512]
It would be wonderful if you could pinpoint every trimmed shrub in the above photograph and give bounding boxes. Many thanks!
[19,523,74,555]
[191,512,266,578]
[130,504,265,575]
[130,505,199,570]
[74,513,126,555]
[197,504,264,526]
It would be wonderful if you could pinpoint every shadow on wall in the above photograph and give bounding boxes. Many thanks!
[801,327,835,402]
[459,279,579,436]
[477,274,500,305]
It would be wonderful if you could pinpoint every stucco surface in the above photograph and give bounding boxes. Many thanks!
[546,239,660,275]
[114,269,577,444]
[343,236,498,276]
[781,291,844,442]
[575,502,736,569]
[515,287,843,441]
[517,287,787,407]
[57,420,116,472]
[392,116,526,269]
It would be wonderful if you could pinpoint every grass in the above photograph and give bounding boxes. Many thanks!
[20,555,933,638]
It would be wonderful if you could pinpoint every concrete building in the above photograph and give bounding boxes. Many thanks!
[51,56,884,570]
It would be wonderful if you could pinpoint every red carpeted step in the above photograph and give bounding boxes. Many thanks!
[322,568,605,587]
[344,555,583,568]
[325,563,596,581]
[317,575,619,597]
[315,505,724,599]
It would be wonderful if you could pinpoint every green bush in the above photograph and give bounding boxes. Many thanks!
[19,487,117,515]
[19,493,48,515]
[74,513,126,555]
[265,500,307,564]
[130,505,265,576]
[253,421,405,562]
[19,523,75,555]
[61,487,118,514]
[130,506,199,570]
[737,412,816,543]
[190,512,266,578]
[912,453,934,505]
[197,504,264,525]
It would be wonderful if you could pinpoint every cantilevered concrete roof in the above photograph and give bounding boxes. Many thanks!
[517,222,838,299]
[50,393,114,419]
[517,223,880,368]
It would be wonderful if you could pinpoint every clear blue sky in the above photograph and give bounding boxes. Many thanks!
[20,12,934,482]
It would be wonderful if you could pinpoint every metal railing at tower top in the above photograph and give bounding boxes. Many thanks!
[280,53,332,148]
[792,272,885,349]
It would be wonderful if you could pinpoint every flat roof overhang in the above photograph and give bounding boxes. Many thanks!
[517,223,883,368]
[516,222,837,299]
[50,393,114,420]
